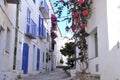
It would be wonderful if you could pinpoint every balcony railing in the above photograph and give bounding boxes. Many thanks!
[39,0,49,18]
[25,19,36,39]
[6,0,20,4]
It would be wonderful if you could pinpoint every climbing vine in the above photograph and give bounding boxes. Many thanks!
[54,0,92,73]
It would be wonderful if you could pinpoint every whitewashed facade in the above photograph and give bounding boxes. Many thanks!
[15,0,54,75]
[0,0,17,79]
[0,0,60,79]
[75,0,120,80]
[54,27,64,66]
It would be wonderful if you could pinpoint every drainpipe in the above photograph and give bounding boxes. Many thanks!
[13,3,19,69]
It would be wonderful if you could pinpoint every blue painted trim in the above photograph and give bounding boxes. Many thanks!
[22,43,29,74]
[36,48,40,71]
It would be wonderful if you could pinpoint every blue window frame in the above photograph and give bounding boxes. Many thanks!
[22,43,29,74]
[31,19,36,37]
[38,15,46,39]
[38,15,42,36]
[26,8,36,39]
[36,48,40,71]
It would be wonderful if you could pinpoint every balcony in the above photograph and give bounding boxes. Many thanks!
[39,0,49,18]
[25,19,36,39]
[6,0,20,4]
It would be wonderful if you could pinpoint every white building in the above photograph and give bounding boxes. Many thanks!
[0,0,61,79]
[0,0,18,79]
[15,0,55,75]
[75,0,120,80]
[54,27,64,66]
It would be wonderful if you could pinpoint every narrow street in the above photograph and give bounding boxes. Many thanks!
[22,69,71,80]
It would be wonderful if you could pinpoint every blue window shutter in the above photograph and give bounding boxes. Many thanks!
[42,19,44,37]
[33,23,36,37]
[43,26,44,38]
[38,15,41,36]
[31,19,36,38]
[36,48,40,71]
[31,19,34,35]
[43,27,44,38]
[33,21,36,37]
[26,24,30,34]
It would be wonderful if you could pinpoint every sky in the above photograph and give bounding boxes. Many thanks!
[51,0,72,36]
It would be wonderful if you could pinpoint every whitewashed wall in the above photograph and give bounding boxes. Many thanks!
[101,0,120,80]
[0,0,16,79]
[85,0,120,80]
[16,0,54,75]
[54,27,63,66]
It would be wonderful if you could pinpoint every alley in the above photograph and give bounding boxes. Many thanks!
[22,69,71,80]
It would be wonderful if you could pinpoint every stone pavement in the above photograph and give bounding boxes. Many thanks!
[22,69,71,80]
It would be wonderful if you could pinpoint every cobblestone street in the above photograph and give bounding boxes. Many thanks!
[22,69,71,80]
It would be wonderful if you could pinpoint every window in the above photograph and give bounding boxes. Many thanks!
[88,28,98,59]
[38,15,42,36]
[38,15,46,39]
[6,28,10,53]
[46,53,48,63]
[26,8,36,38]
[0,26,4,50]
[95,64,99,72]
[31,19,36,37]
[95,32,98,57]
[52,43,54,50]
[26,8,31,34]
[43,52,44,62]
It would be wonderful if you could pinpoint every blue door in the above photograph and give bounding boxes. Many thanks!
[22,43,29,74]
[36,48,40,71]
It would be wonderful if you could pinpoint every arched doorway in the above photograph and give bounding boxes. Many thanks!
[22,43,29,74]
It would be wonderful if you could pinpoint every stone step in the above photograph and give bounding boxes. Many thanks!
[70,72,100,80]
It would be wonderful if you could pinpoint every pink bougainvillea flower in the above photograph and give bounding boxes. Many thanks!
[82,10,89,16]
[60,0,64,2]
[78,0,84,5]
[73,12,79,18]
[81,24,87,28]
[71,25,77,32]
[74,18,80,23]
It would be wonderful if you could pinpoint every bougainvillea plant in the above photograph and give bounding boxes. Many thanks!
[54,0,92,73]
[51,14,58,45]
